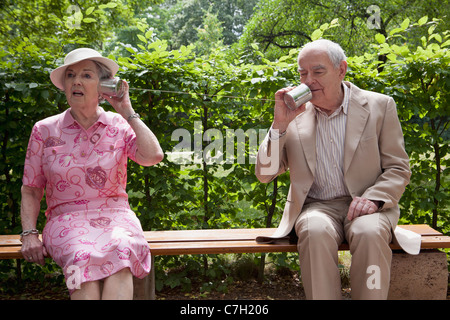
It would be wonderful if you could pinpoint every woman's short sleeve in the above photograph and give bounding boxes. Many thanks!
[22,124,46,189]
[124,125,138,163]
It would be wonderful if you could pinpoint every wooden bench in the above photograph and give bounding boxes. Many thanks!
[1,224,449,299]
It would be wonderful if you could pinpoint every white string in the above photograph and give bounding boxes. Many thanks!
[28,83,276,102]
[127,87,276,102]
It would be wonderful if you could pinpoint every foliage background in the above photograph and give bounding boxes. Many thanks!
[0,0,449,294]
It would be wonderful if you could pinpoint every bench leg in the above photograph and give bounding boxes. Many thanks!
[388,249,448,300]
[133,256,156,300]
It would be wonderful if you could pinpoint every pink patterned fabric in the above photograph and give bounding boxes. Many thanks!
[23,108,151,292]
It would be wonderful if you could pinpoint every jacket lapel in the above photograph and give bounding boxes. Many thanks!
[344,83,370,173]
[296,104,317,176]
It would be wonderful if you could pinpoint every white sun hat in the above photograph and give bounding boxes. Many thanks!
[50,48,119,90]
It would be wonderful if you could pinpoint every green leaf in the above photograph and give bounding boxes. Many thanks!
[125,46,136,54]
[428,24,437,35]
[429,33,442,43]
[145,29,153,39]
[390,27,403,36]
[320,23,329,31]
[99,2,117,9]
[86,6,95,15]
[311,29,323,41]
[400,18,410,30]
[441,39,450,47]
[375,33,385,44]
[105,2,118,8]
[137,34,147,43]
[83,18,96,23]
[41,90,49,99]
[418,16,428,26]
[289,48,299,56]
[330,18,339,26]
[418,36,427,47]
[386,53,398,62]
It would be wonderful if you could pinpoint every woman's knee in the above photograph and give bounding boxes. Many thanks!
[71,280,101,300]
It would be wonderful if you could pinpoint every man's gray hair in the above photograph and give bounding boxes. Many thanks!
[298,39,347,69]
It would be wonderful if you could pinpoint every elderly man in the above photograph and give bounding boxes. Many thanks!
[255,39,411,299]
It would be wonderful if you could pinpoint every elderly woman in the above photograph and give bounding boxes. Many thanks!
[20,48,164,299]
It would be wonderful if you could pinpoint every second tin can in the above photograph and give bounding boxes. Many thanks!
[98,78,125,98]
[284,84,312,110]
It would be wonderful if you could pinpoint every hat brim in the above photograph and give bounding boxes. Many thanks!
[50,50,119,91]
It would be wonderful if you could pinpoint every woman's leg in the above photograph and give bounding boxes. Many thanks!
[102,268,134,300]
[71,280,101,300]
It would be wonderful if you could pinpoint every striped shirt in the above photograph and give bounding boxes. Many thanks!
[308,83,350,200]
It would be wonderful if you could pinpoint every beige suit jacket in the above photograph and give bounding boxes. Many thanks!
[255,82,419,254]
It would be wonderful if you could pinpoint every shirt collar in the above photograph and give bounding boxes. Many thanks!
[62,107,108,129]
[314,82,349,118]
[341,82,349,115]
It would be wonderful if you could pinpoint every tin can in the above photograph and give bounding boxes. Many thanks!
[98,78,125,98]
[284,84,312,110]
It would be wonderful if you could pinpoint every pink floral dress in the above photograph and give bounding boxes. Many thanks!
[22,108,151,293]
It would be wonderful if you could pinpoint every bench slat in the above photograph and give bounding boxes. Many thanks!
[144,228,276,243]
[0,225,441,247]
[0,229,269,247]
[147,236,450,256]
[419,236,450,249]
[2,235,449,259]
[0,235,43,247]
[0,246,23,259]
[1,225,449,259]
[149,240,297,255]
[142,224,441,243]
[396,224,442,236]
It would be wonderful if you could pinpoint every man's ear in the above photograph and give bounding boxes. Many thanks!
[339,60,348,79]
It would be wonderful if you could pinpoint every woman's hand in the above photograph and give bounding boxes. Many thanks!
[21,234,47,266]
[20,186,46,265]
[102,79,164,167]
[101,80,135,119]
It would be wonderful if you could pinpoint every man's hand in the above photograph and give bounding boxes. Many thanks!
[347,197,379,221]
[272,87,306,133]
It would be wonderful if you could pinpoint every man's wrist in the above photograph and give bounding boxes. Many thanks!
[370,200,384,209]
[270,128,287,140]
